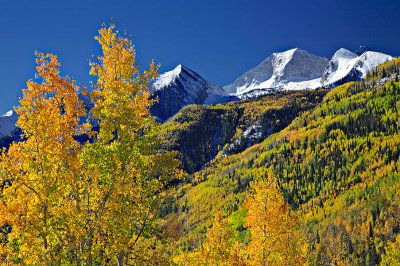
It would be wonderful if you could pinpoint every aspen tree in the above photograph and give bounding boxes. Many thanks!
[0,52,89,264]
[245,175,306,265]
[0,24,180,265]
[80,24,180,265]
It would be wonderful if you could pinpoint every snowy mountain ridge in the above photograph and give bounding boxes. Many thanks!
[320,48,394,88]
[223,47,394,98]
[152,64,185,92]
[223,48,329,98]
[0,46,395,140]
[150,64,230,121]
[151,64,224,98]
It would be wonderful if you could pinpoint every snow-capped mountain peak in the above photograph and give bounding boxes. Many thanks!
[150,65,227,121]
[0,109,18,138]
[269,48,299,77]
[152,64,184,92]
[321,48,394,88]
[334,48,358,59]
[223,48,329,98]
[2,110,14,117]
[320,48,359,87]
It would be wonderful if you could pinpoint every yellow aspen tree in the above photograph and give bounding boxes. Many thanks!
[79,24,181,265]
[200,211,235,264]
[244,175,306,266]
[0,52,89,264]
[0,24,180,265]
[174,211,246,266]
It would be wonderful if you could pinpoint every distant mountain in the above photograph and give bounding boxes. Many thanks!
[320,48,394,88]
[0,47,395,144]
[223,48,329,99]
[150,64,229,121]
[223,47,395,98]
[0,110,17,139]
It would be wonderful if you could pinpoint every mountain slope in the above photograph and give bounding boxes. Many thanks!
[170,58,400,264]
[157,89,328,174]
[150,65,228,121]
[223,48,329,98]
[321,48,394,88]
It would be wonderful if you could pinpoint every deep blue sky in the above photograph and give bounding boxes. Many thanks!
[0,0,399,114]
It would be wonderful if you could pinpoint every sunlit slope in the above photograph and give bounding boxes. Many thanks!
[173,58,400,263]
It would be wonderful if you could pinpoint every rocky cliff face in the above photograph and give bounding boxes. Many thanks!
[150,65,227,121]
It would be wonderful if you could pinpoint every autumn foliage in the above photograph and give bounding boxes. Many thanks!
[174,211,246,265]
[0,25,180,265]
[168,57,400,264]
[0,51,89,264]
[244,176,306,265]
[174,176,305,265]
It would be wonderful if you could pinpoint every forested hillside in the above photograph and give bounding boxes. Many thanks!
[167,58,400,265]
[157,89,328,174]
